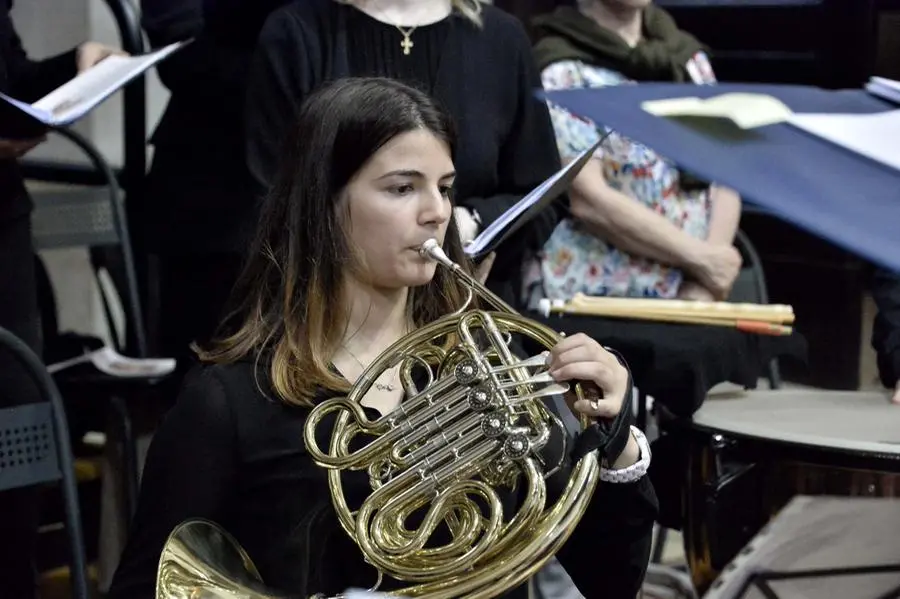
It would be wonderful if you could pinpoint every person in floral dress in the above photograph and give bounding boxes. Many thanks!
[523,0,743,308]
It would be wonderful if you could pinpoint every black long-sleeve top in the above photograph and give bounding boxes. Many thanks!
[872,268,900,389]
[245,0,564,308]
[138,0,289,252]
[0,0,77,223]
[108,359,658,599]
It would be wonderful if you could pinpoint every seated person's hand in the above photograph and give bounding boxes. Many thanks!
[894,382,900,405]
[0,135,46,160]
[76,41,128,73]
[694,244,742,300]
[677,280,715,302]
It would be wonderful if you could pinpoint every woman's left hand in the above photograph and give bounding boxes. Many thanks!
[546,333,629,420]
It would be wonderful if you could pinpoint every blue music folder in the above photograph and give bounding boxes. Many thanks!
[540,83,900,273]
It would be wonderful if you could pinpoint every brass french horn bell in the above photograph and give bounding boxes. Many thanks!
[156,238,601,599]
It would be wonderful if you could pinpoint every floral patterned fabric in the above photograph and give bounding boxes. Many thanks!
[523,55,717,308]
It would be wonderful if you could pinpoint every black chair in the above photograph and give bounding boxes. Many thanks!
[730,228,782,389]
[0,326,89,599]
[15,0,160,533]
[29,126,147,358]
[27,125,168,521]
[23,0,149,359]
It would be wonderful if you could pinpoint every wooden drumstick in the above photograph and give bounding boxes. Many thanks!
[537,298,794,336]
[566,293,795,324]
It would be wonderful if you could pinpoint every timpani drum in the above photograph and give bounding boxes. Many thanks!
[675,389,900,593]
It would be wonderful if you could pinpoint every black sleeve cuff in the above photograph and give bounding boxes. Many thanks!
[570,347,636,465]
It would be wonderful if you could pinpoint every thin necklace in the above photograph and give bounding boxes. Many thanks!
[343,346,398,392]
[370,1,419,55]
[395,24,417,56]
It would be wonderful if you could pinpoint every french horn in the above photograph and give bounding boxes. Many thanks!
[155,239,603,599]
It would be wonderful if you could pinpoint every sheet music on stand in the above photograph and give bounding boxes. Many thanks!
[704,496,900,599]
[464,135,605,259]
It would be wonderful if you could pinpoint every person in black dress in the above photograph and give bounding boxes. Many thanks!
[137,0,290,372]
[108,77,658,599]
[244,0,563,310]
[0,2,123,595]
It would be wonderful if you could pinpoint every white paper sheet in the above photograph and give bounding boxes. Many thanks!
[788,110,900,173]
[865,76,900,104]
[0,40,187,127]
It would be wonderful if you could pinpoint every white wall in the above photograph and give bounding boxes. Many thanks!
[11,0,169,344]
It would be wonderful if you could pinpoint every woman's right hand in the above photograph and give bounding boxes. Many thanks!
[0,136,46,160]
[692,244,742,300]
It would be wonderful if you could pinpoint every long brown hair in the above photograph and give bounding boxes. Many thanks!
[199,77,473,407]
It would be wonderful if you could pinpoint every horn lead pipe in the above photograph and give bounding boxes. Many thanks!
[418,238,516,314]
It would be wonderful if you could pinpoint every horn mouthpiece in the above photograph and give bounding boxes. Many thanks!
[418,238,455,269]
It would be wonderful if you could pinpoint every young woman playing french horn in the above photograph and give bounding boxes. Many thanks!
[107,77,658,599]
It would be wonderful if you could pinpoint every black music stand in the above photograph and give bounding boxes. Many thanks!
[703,496,900,599]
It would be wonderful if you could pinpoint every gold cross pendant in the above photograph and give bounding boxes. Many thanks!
[400,36,414,55]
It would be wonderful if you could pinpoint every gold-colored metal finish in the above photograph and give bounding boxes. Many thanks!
[156,520,291,599]
[155,239,599,599]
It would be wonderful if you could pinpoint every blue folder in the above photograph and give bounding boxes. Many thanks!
[540,83,900,273]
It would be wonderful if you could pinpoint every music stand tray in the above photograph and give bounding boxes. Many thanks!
[703,496,900,599]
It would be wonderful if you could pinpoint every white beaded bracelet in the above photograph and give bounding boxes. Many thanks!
[599,426,651,484]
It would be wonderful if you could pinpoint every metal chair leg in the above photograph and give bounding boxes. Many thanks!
[652,526,669,564]
[109,396,138,520]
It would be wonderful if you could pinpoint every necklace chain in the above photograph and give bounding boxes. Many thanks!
[367,1,419,55]
[395,25,416,56]
[342,345,398,392]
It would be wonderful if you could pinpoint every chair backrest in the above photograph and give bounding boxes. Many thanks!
[26,127,148,358]
[729,229,782,388]
[0,402,59,491]
[0,326,90,599]
[24,0,149,359]
[729,229,770,305]
[31,187,120,250]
